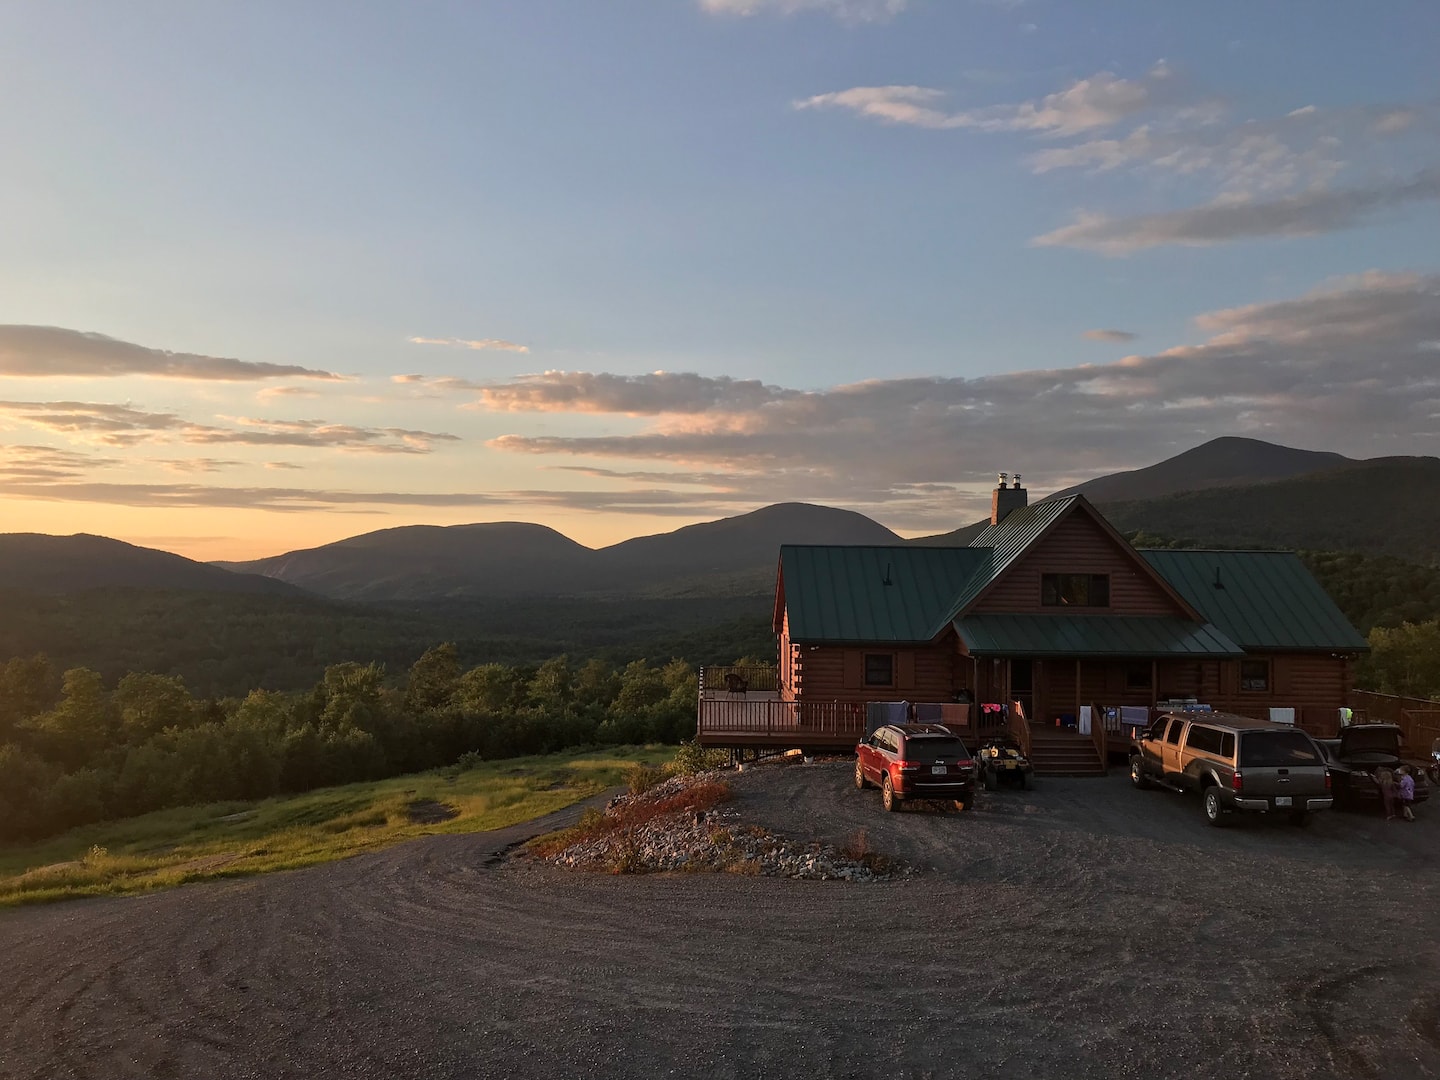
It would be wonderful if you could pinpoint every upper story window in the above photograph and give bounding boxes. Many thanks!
[864,653,894,687]
[1041,573,1111,607]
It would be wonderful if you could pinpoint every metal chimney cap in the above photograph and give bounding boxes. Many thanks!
[998,471,1008,486]
[1013,473,1023,488]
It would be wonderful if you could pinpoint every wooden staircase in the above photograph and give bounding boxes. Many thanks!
[1027,724,1106,777]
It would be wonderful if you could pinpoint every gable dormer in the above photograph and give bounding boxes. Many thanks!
[966,497,1198,620]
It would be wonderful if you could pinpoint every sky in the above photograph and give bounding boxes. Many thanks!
[1,0,1438,561]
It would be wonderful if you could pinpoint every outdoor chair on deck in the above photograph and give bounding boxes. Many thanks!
[724,672,749,696]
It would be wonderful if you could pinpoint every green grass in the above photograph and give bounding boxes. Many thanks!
[0,745,671,907]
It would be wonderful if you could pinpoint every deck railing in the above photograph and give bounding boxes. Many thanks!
[1400,709,1440,756]
[698,665,780,695]
[696,698,865,741]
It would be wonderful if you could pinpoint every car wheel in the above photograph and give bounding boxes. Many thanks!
[854,761,868,790]
[1290,811,1312,827]
[881,775,899,812]
[1203,786,1227,827]
[1130,757,1151,790]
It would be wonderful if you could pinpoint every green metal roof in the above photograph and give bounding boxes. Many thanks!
[952,614,1244,657]
[1140,549,1368,651]
[944,496,1079,616]
[780,545,991,643]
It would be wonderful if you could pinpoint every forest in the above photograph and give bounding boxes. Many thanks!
[0,646,713,845]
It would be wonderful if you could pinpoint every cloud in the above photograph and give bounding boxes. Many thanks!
[0,445,120,482]
[1029,103,1432,195]
[151,458,245,474]
[1032,169,1440,253]
[0,401,459,454]
[698,0,906,21]
[796,63,1185,136]
[1082,329,1137,342]
[408,336,530,354]
[468,272,1440,527]
[0,476,773,518]
[256,385,324,401]
[393,371,798,414]
[0,326,342,381]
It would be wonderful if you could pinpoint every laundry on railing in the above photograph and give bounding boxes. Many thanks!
[1077,705,1092,736]
[1269,707,1296,726]
[865,700,910,734]
[937,703,971,728]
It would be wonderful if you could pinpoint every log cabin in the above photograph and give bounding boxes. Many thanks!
[697,476,1368,773]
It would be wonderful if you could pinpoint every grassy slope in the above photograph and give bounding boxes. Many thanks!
[0,745,670,907]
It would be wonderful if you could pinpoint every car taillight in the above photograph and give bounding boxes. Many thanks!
[957,759,973,770]
[895,759,918,772]
[1325,770,1332,790]
[1232,771,1243,792]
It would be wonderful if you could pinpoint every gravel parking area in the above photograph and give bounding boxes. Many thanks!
[2,762,1437,1080]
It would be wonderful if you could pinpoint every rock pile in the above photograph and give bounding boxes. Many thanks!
[541,770,908,881]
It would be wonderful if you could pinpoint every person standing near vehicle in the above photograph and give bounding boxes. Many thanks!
[1377,768,1399,821]
[1398,765,1417,822]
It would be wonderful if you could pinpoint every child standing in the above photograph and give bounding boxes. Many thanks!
[1398,765,1416,822]
[1377,768,1398,821]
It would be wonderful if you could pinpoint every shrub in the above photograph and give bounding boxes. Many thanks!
[628,763,668,796]
[840,828,898,875]
[670,739,729,777]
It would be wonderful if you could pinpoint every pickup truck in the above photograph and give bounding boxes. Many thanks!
[1130,711,1333,827]
[1316,724,1430,810]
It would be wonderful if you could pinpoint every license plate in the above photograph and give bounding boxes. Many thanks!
[1275,796,1292,808]
[1004,761,1016,770]
[931,765,947,775]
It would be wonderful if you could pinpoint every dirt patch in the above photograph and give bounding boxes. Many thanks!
[172,852,243,875]
[405,800,460,825]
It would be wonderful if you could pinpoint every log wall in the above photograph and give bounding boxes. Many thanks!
[973,514,1186,616]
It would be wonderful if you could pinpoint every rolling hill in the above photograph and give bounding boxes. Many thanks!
[0,534,304,596]
[219,502,901,602]
[1101,456,1440,564]
[216,522,599,602]
[1051,436,1353,503]
[911,436,1366,547]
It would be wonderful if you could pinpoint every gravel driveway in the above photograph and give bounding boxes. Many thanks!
[2,763,1436,1080]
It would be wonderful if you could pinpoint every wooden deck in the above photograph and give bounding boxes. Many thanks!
[696,691,866,750]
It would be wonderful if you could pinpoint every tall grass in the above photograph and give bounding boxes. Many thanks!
[0,745,670,907]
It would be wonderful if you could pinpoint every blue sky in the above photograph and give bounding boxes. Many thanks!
[2,0,1438,558]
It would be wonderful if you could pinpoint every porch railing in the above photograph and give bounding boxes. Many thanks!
[698,665,780,695]
[696,698,865,740]
[1089,703,1108,772]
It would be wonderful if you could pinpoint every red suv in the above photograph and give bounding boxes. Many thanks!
[855,724,976,812]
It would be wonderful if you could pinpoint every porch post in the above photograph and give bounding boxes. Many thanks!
[1033,658,1043,726]
[1151,660,1158,708]
[1075,658,1082,720]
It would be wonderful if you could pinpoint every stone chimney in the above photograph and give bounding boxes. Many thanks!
[990,472,1028,525]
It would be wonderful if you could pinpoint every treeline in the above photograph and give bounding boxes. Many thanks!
[0,589,772,698]
[1356,621,1440,701]
[0,646,702,845]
